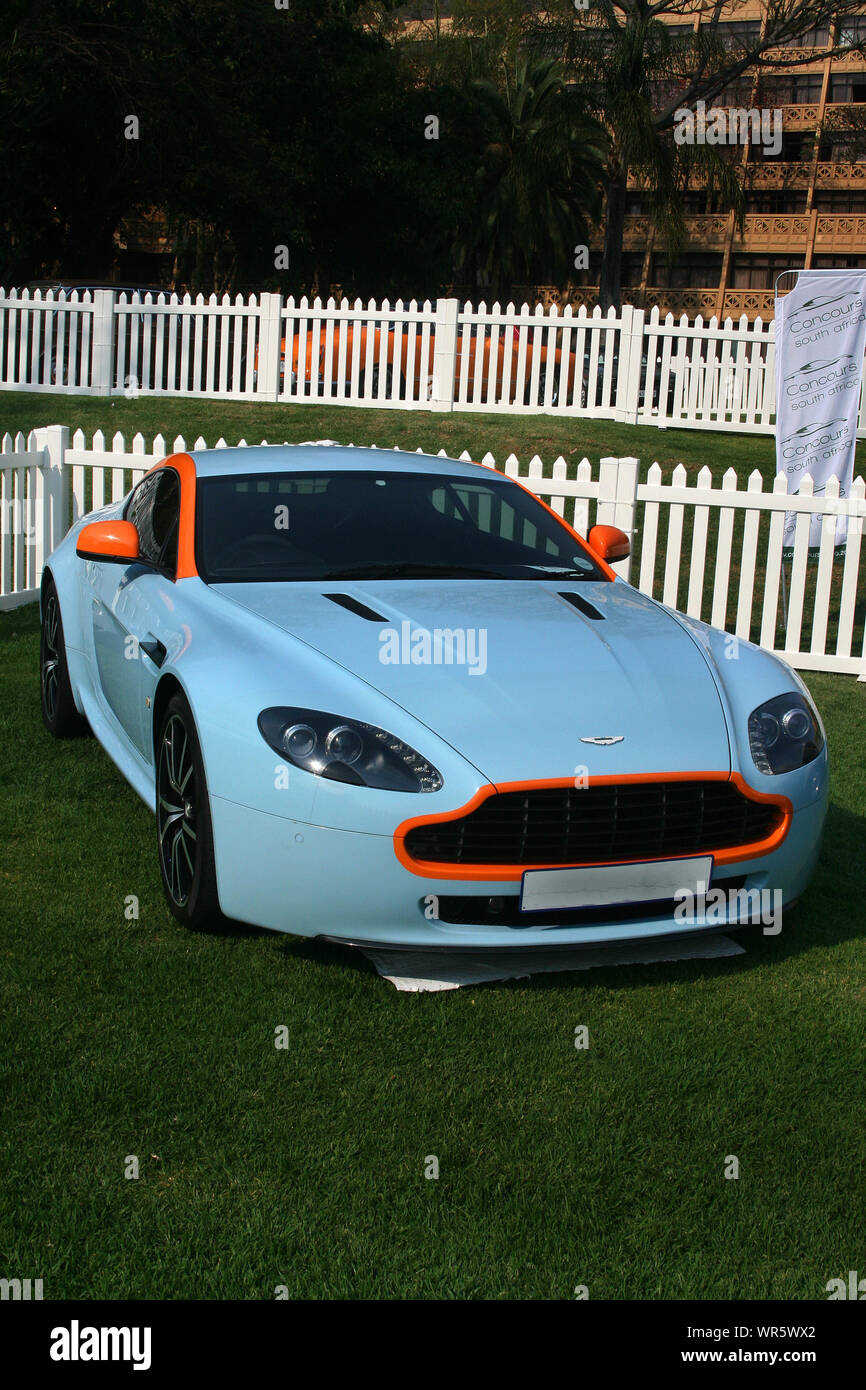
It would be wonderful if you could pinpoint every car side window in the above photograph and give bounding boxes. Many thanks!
[125,470,180,574]
[125,473,159,536]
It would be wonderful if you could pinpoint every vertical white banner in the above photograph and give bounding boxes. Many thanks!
[775,270,866,546]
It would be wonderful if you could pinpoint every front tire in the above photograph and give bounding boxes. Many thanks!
[156,692,224,931]
[40,579,88,737]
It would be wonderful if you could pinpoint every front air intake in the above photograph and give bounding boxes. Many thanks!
[401,779,788,869]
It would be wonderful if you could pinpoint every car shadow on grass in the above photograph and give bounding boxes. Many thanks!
[198,917,385,977]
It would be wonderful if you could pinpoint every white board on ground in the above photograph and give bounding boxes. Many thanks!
[359,934,745,992]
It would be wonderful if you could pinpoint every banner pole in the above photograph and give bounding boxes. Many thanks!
[773,270,796,647]
[774,267,866,649]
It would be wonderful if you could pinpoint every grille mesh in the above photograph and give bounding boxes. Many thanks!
[403,781,783,866]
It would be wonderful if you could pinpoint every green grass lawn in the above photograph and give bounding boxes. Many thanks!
[2,389,864,482]
[0,388,828,480]
[1,600,864,1300]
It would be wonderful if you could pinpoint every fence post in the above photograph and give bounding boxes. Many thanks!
[614,305,632,422]
[90,290,116,395]
[597,455,639,580]
[255,293,283,401]
[32,425,69,565]
[430,298,458,411]
[615,305,645,425]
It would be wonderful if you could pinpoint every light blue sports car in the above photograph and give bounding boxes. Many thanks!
[40,444,828,949]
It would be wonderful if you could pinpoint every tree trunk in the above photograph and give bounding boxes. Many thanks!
[598,165,628,312]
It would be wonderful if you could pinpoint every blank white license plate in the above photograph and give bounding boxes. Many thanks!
[520,855,713,914]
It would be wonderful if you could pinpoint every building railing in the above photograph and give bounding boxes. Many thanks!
[617,210,866,252]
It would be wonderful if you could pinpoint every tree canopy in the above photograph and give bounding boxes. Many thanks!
[0,0,476,294]
[2,0,864,301]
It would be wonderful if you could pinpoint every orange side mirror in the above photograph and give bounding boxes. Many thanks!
[587,524,630,563]
[76,519,140,564]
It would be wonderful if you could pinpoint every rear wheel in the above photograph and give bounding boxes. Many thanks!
[156,692,224,931]
[40,579,88,737]
[38,350,62,387]
[359,363,402,397]
[536,379,559,407]
[523,377,559,407]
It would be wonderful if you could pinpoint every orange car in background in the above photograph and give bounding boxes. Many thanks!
[255,318,584,405]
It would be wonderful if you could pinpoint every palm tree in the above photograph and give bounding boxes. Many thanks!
[565,13,744,311]
[456,56,608,301]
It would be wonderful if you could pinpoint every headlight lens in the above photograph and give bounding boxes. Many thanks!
[747,692,824,775]
[258,707,443,792]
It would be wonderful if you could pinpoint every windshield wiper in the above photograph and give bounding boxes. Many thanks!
[515,564,590,576]
[319,562,514,580]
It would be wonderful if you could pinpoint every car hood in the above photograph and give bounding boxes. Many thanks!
[211,579,731,783]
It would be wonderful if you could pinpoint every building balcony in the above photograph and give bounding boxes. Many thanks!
[628,161,866,198]
[813,211,866,248]
[736,214,813,248]
[618,214,730,249]
[813,161,866,186]
[675,162,812,190]
[762,45,866,67]
[514,286,779,321]
[667,101,865,136]
[637,287,777,320]
[746,160,866,188]
[786,100,866,129]
[615,211,866,253]
[776,103,822,129]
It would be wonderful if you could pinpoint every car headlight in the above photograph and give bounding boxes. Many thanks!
[747,692,824,775]
[258,707,443,792]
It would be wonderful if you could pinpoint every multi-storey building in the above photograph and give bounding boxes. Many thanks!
[616,4,866,319]
[115,4,866,318]
[398,2,866,319]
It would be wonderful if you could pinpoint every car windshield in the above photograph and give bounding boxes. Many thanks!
[195,469,607,583]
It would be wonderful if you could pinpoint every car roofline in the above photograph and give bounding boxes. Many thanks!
[186,443,490,480]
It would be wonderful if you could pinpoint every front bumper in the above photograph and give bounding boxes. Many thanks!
[209,789,827,949]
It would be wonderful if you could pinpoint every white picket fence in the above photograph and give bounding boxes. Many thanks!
[2,425,864,679]
[3,287,865,435]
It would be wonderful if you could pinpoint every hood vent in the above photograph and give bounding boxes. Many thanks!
[324,593,387,622]
[559,591,604,621]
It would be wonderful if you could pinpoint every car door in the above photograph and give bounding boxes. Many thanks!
[89,469,181,760]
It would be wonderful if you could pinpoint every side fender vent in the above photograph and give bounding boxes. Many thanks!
[559,591,604,621]
[324,593,387,622]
